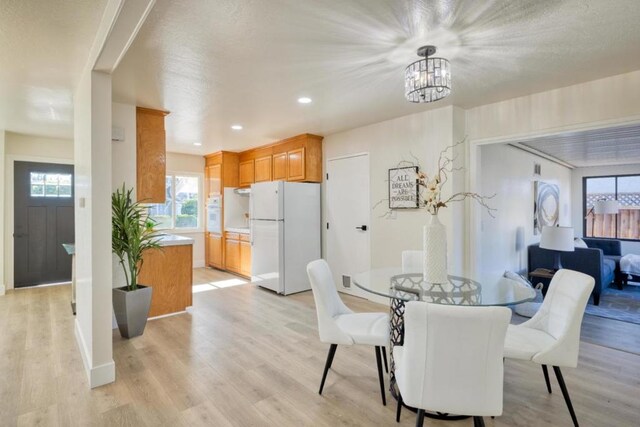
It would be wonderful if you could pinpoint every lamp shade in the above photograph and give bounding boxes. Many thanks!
[540,226,575,252]
[594,200,619,214]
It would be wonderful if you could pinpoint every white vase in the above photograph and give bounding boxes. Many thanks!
[423,214,448,284]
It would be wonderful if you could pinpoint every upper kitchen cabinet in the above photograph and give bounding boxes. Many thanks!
[254,155,272,182]
[237,134,323,184]
[272,134,323,182]
[272,152,287,181]
[238,159,255,187]
[136,107,169,203]
[204,151,240,195]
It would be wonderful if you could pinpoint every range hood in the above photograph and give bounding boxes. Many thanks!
[234,188,251,196]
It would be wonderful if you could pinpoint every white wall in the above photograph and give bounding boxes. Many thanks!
[571,163,640,255]
[4,132,74,159]
[111,103,137,290]
[322,105,467,277]
[167,152,206,268]
[73,69,115,388]
[478,144,572,284]
[467,70,640,143]
[0,131,5,294]
[111,103,136,194]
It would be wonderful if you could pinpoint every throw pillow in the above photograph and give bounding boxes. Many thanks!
[574,238,588,248]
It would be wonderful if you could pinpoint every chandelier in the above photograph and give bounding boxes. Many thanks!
[405,45,451,103]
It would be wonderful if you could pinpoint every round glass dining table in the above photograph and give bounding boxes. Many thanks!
[351,268,536,420]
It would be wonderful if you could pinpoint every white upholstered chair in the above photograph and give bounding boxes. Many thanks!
[394,301,511,427]
[504,269,594,427]
[306,259,390,405]
[401,250,423,273]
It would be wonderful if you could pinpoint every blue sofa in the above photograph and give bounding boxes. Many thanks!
[528,238,622,305]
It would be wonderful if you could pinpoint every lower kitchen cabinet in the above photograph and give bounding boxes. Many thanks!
[224,232,251,278]
[240,240,251,277]
[207,233,223,269]
[225,238,241,273]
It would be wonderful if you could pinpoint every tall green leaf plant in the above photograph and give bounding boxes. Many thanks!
[112,184,162,291]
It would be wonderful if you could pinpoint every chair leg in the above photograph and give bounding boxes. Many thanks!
[473,416,485,427]
[415,409,425,427]
[396,393,403,422]
[553,366,579,427]
[382,346,389,373]
[542,365,552,393]
[319,344,337,395]
[375,346,387,406]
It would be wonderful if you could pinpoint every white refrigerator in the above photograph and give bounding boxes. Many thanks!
[250,181,321,295]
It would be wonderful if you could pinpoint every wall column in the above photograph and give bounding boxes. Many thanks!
[0,130,5,295]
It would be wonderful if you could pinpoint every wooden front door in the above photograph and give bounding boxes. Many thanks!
[14,161,75,287]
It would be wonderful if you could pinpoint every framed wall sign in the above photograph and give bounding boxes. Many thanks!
[389,166,419,209]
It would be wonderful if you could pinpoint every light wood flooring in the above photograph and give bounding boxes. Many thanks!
[1,268,639,426]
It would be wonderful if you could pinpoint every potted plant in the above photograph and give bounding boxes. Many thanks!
[112,184,161,338]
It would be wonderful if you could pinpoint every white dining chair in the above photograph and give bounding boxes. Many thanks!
[306,259,390,405]
[504,269,594,427]
[401,250,423,273]
[394,301,511,427]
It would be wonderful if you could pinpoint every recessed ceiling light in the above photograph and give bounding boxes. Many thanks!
[297,97,312,104]
[231,124,243,130]
[193,142,202,146]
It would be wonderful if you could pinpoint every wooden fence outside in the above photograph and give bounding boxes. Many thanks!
[586,207,640,239]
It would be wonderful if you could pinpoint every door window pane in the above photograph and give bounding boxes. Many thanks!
[30,172,72,198]
[175,176,199,229]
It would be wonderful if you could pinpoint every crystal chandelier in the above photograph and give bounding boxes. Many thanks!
[405,45,451,103]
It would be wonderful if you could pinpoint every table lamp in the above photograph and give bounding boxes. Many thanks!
[540,225,575,271]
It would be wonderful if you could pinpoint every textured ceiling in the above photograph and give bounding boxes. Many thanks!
[2,0,640,153]
[517,122,640,168]
[0,0,107,138]
[111,0,640,154]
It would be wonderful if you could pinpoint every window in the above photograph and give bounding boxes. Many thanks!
[584,174,640,241]
[148,174,202,230]
[30,172,72,198]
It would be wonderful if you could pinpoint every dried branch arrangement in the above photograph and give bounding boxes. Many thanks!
[375,139,496,218]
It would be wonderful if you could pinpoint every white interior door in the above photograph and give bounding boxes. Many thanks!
[326,153,370,298]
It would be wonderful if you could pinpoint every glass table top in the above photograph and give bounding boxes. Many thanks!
[352,268,536,306]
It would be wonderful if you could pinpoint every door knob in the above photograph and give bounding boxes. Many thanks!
[355,225,368,231]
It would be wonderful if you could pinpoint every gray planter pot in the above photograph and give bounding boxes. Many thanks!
[113,285,153,338]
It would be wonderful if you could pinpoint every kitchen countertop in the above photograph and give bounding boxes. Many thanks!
[225,227,250,234]
[157,234,194,246]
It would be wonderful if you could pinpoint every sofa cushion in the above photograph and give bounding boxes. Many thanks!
[604,254,621,267]
[602,258,616,284]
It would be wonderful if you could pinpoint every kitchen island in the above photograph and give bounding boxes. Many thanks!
[138,234,194,317]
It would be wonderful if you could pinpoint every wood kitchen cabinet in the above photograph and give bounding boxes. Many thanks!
[225,237,241,273]
[136,107,169,203]
[223,232,251,278]
[254,155,272,182]
[287,147,305,181]
[272,152,287,180]
[206,164,222,196]
[239,160,255,187]
[240,238,251,277]
[204,152,239,270]
[207,232,223,269]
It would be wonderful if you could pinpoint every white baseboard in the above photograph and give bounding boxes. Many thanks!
[75,319,116,388]
[193,259,205,268]
[0,284,5,295]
